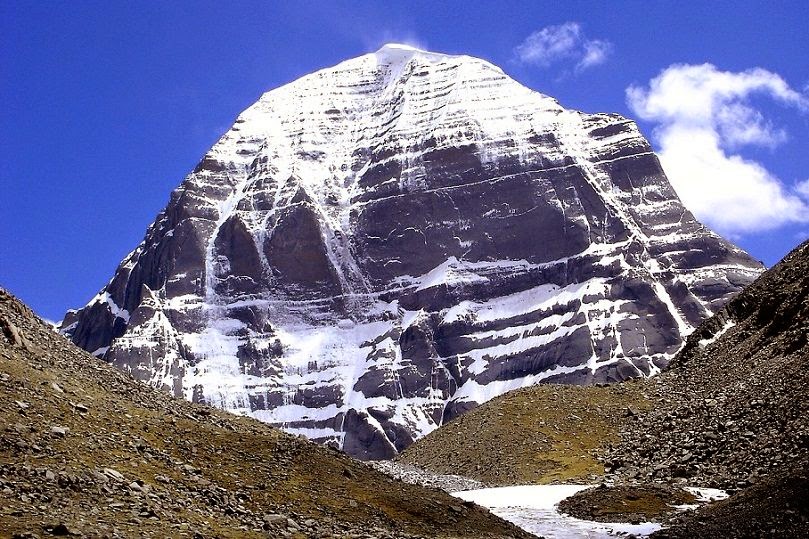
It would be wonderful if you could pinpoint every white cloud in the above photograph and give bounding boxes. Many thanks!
[514,22,611,71]
[797,179,809,200]
[362,30,427,53]
[627,63,809,236]
[578,39,613,71]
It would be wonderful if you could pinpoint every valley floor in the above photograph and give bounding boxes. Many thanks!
[368,460,732,538]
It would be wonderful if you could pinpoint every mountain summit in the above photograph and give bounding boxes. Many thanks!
[61,46,762,458]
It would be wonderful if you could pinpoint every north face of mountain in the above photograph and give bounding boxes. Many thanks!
[60,44,762,459]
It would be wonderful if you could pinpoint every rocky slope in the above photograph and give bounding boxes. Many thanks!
[604,238,809,488]
[652,462,809,538]
[61,43,761,459]
[0,289,531,538]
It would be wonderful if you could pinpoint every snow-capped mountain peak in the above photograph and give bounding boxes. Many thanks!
[61,46,762,459]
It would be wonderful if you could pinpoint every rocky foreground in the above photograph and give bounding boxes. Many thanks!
[402,239,809,536]
[653,462,809,538]
[0,289,530,539]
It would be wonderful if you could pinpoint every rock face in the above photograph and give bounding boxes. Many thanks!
[60,44,762,459]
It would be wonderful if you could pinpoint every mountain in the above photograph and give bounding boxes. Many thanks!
[402,239,809,536]
[0,288,531,538]
[60,44,762,459]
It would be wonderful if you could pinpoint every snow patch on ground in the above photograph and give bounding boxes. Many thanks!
[453,485,662,538]
[371,463,728,538]
[699,320,736,348]
[684,486,729,502]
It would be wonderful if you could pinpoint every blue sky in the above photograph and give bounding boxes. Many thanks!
[2,1,808,321]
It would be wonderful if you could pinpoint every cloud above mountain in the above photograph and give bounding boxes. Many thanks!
[627,63,809,237]
[514,22,612,72]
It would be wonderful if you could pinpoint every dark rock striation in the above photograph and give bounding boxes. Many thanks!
[60,44,762,458]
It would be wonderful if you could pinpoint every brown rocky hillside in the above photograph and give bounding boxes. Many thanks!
[398,381,649,486]
[606,238,808,488]
[0,289,530,539]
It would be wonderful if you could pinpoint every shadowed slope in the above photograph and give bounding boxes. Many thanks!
[652,462,809,538]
